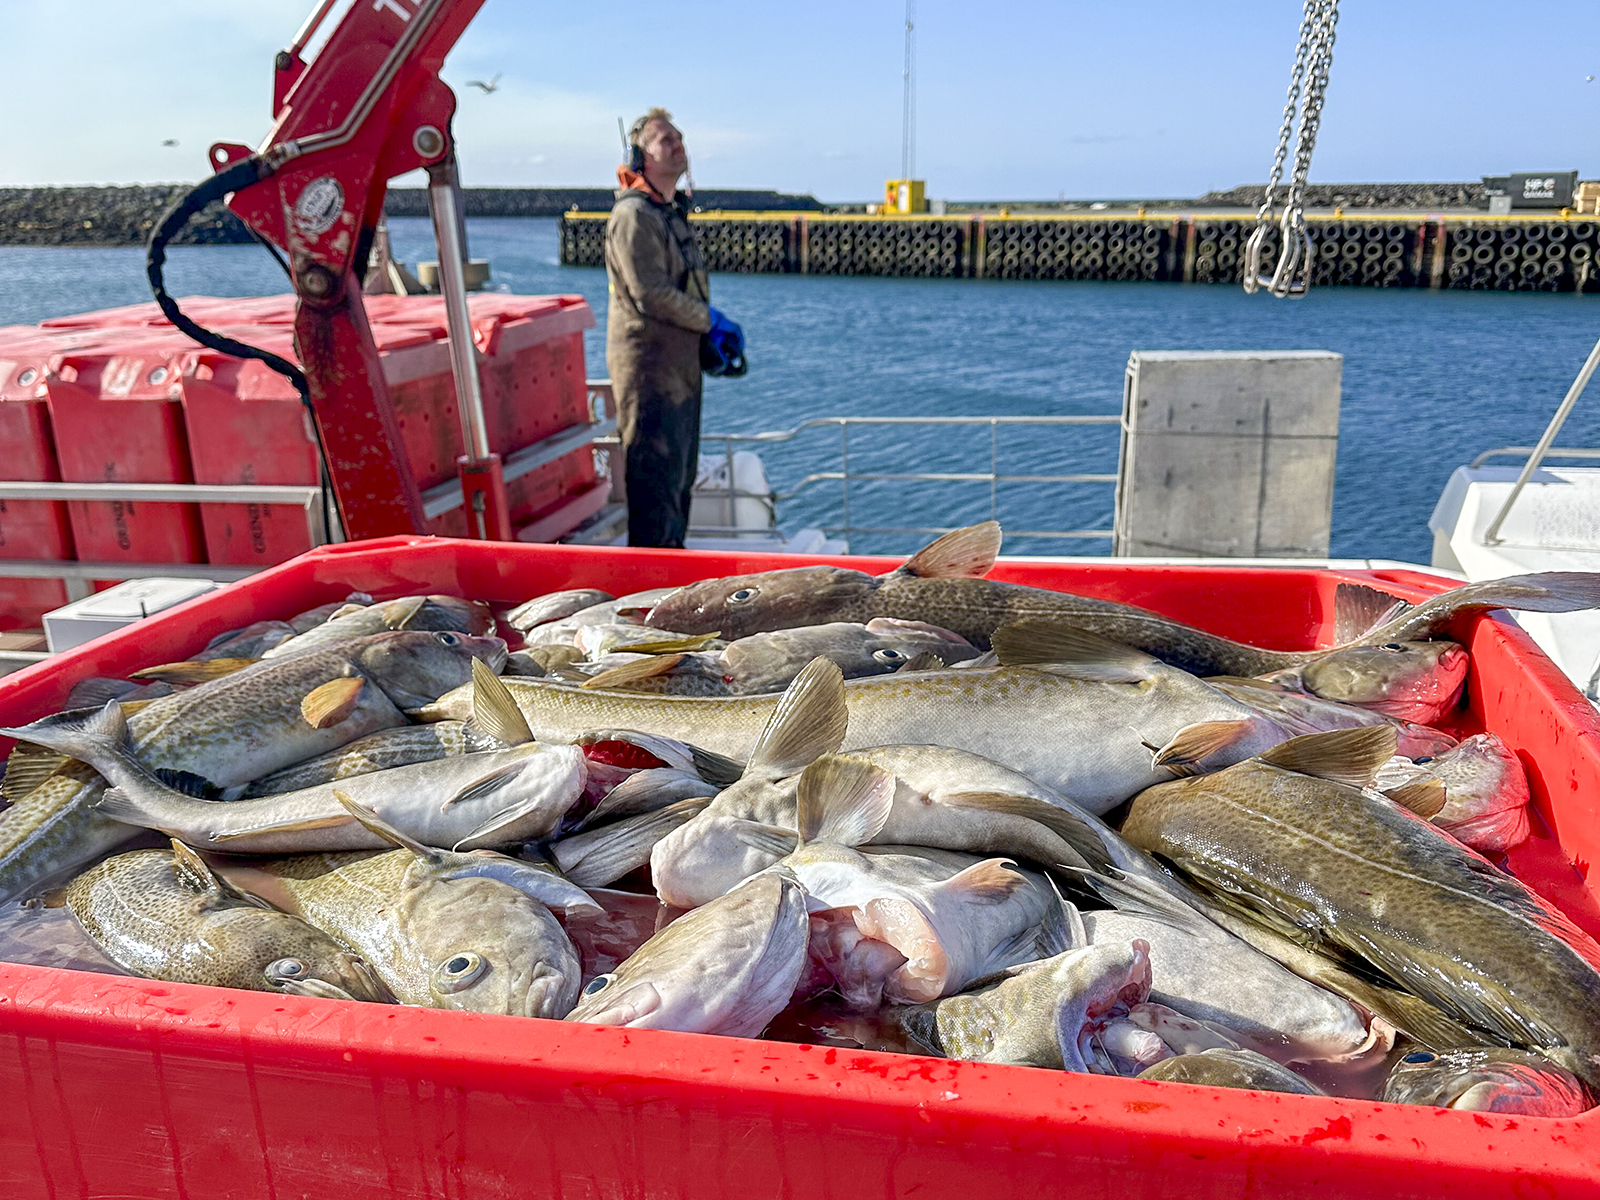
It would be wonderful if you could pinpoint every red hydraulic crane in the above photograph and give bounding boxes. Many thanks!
[147,0,511,542]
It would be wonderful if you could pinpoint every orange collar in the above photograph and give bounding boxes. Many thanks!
[617,165,671,205]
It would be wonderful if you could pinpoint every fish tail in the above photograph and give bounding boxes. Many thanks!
[554,797,712,887]
[0,702,148,793]
[94,785,211,835]
[1376,572,1600,641]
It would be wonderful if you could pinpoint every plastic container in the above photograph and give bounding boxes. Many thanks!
[44,338,207,571]
[0,334,75,627]
[1,539,1597,1199]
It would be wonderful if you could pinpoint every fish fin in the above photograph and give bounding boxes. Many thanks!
[795,753,896,847]
[1372,572,1600,641]
[470,658,534,745]
[1383,778,1448,820]
[167,839,224,895]
[63,677,142,709]
[1151,720,1262,771]
[550,797,715,886]
[1203,675,1283,692]
[333,790,444,863]
[616,633,721,655]
[731,822,802,858]
[582,654,686,689]
[93,787,156,828]
[940,790,1117,875]
[0,699,131,767]
[1034,885,1081,958]
[131,657,257,685]
[441,759,530,810]
[2,744,69,801]
[300,676,366,729]
[687,744,745,786]
[940,857,1026,904]
[990,620,1158,682]
[894,521,1002,579]
[120,699,159,717]
[152,768,219,799]
[1332,583,1410,644]
[447,852,601,913]
[865,617,974,646]
[382,595,428,629]
[1070,867,1218,937]
[326,601,370,621]
[895,651,946,673]
[743,657,848,779]
[1255,727,1398,788]
[209,814,359,843]
[579,769,719,828]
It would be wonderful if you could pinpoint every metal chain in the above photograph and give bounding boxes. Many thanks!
[1244,0,1339,298]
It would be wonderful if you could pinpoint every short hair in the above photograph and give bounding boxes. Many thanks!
[628,107,675,145]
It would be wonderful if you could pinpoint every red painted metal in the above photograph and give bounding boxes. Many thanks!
[208,0,490,540]
[1,540,1598,1198]
[455,452,512,541]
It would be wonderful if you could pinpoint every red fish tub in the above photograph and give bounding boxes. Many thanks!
[1,537,1597,1200]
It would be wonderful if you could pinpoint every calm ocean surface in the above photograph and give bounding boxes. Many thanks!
[3,216,1597,563]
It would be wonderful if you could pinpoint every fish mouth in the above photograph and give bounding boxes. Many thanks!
[1064,940,1157,1074]
[855,899,947,1004]
[807,909,910,1010]
[523,963,580,1020]
[567,980,662,1027]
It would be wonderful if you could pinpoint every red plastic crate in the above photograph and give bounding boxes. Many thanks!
[44,338,207,570]
[1,539,1597,1199]
[0,336,74,627]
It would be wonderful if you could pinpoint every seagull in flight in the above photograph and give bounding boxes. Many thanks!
[161,138,179,147]
[466,73,502,94]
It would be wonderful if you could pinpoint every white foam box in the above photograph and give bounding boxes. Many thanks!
[43,578,219,653]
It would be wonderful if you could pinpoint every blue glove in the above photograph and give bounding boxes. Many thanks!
[707,306,745,355]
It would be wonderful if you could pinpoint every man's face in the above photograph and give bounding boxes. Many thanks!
[640,119,688,177]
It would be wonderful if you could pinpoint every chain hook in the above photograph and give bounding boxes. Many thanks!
[1245,0,1339,299]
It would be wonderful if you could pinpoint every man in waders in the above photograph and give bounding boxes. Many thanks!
[605,108,744,548]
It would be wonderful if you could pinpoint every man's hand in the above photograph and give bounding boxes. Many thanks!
[707,307,745,356]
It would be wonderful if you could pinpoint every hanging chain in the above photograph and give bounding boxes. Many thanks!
[1244,0,1339,298]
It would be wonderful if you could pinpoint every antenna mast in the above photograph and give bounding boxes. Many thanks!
[900,0,916,179]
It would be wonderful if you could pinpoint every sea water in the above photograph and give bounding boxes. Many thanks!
[3,216,1597,562]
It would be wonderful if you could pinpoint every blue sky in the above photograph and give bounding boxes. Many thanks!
[3,1,1596,201]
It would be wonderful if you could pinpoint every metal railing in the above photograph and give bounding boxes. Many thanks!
[1469,446,1600,469]
[696,414,1121,546]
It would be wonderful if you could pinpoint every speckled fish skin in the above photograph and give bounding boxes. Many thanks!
[438,660,1290,815]
[241,721,492,797]
[228,849,582,1018]
[1380,1048,1593,1115]
[564,872,809,1037]
[111,630,507,789]
[0,765,128,903]
[65,846,388,1000]
[1208,678,1459,759]
[1136,1048,1326,1096]
[1120,742,1600,1088]
[897,941,1153,1071]
[261,594,495,659]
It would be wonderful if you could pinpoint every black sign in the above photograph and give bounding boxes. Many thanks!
[1507,172,1578,209]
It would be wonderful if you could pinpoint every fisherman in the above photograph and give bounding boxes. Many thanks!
[606,108,745,549]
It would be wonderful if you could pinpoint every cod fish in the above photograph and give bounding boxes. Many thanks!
[1373,733,1532,854]
[0,765,127,904]
[582,619,979,697]
[432,625,1296,815]
[1137,1049,1326,1096]
[22,700,587,854]
[1381,1047,1592,1116]
[66,840,388,1001]
[1258,640,1469,725]
[6,629,506,795]
[262,594,494,659]
[774,754,1055,1007]
[522,588,679,648]
[1120,725,1600,1088]
[1207,676,1460,759]
[896,938,1157,1073]
[565,871,809,1037]
[645,521,1600,676]
[224,799,589,1018]
[506,588,615,633]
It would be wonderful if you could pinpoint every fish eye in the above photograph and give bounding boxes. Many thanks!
[436,631,461,647]
[582,973,616,996]
[728,588,757,604]
[1415,756,1435,765]
[1402,1051,1437,1064]
[1381,643,1405,653]
[873,648,906,663]
[266,957,308,980]
[433,952,486,993]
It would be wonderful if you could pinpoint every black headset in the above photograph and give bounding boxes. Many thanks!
[619,117,646,172]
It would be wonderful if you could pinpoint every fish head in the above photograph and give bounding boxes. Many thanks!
[1298,640,1469,723]
[1049,940,1155,1074]
[1381,1048,1593,1116]
[644,567,878,640]
[355,630,509,709]
[1426,733,1532,853]
[565,872,809,1037]
[403,875,581,1018]
[250,915,392,1003]
[650,812,797,909]
[376,595,497,636]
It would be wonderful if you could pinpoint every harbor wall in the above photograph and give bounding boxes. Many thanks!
[559,211,1600,292]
